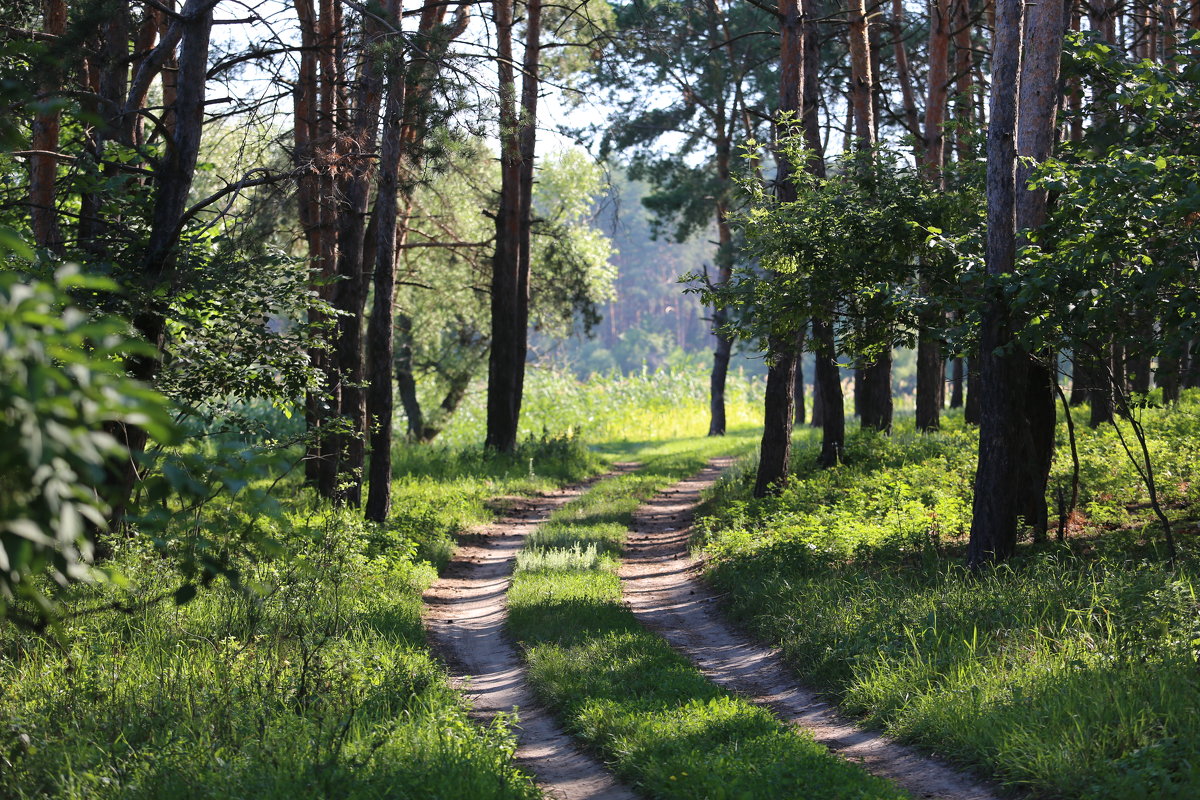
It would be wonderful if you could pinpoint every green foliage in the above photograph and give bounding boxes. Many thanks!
[508,439,904,799]
[530,150,617,337]
[1017,35,1200,364]
[697,400,1200,798]
[435,360,764,450]
[0,507,537,800]
[157,247,325,421]
[581,0,778,242]
[397,142,617,436]
[0,267,173,616]
[706,142,977,360]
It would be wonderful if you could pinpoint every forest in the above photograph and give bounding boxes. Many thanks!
[2,0,1200,796]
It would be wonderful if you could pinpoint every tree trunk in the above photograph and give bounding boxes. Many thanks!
[810,362,825,427]
[1090,339,1115,426]
[859,350,893,432]
[968,0,1024,566]
[814,318,844,466]
[1012,0,1066,540]
[890,0,923,156]
[364,36,404,524]
[394,313,425,440]
[971,0,1066,563]
[914,0,952,430]
[331,11,386,508]
[108,0,213,527]
[853,365,864,417]
[754,0,819,495]
[924,0,952,184]
[485,0,536,452]
[755,342,797,497]
[847,0,875,148]
[793,330,806,425]
[964,353,981,423]
[950,356,964,408]
[917,332,943,430]
[1159,351,1181,405]
[30,0,66,254]
[708,142,735,436]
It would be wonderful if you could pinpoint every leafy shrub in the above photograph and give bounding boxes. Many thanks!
[0,267,173,617]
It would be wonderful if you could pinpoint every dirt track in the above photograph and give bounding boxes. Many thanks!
[619,458,1007,800]
[424,468,639,800]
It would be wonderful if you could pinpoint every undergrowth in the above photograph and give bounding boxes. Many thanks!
[507,434,907,799]
[697,396,1200,799]
[0,508,538,799]
[0,364,760,798]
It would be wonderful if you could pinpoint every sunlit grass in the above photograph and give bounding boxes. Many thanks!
[0,365,760,799]
[506,438,906,799]
[698,394,1200,799]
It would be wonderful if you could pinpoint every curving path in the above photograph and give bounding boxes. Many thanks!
[424,467,639,800]
[619,458,1007,800]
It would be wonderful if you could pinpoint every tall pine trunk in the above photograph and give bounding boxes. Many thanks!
[968,0,1024,566]
[486,0,539,452]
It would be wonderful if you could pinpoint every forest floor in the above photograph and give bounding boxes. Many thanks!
[425,465,640,800]
[6,369,1200,799]
[619,459,999,800]
[442,442,1001,799]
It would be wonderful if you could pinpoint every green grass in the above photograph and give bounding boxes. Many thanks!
[697,395,1200,799]
[0,508,538,799]
[506,434,908,799]
[0,364,764,798]
[438,364,765,449]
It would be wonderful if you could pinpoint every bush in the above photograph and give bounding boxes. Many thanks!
[0,267,173,618]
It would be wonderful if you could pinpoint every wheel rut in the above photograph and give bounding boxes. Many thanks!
[619,458,1008,800]
[424,465,639,800]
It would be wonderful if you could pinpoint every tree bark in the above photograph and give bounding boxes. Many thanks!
[859,349,893,432]
[30,0,66,254]
[708,148,735,436]
[847,0,875,148]
[970,0,1066,562]
[109,0,213,526]
[950,356,964,408]
[968,0,1024,566]
[364,32,405,523]
[915,0,953,430]
[394,313,425,440]
[1013,0,1066,540]
[793,329,806,425]
[917,333,943,429]
[814,319,844,466]
[330,10,386,508]
[964,353,981,423]
[890,0,923,156]
[755,340,798,497]
[754,0,820,495]
[485,0,535,452]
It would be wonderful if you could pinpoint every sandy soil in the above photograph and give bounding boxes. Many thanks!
[618,458,1009,800]
[424,467,639,800]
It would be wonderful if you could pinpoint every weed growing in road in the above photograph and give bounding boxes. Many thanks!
[507,434,909,799]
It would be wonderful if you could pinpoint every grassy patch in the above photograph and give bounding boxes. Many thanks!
[507,434,907,799]
[0,365,760,798]
[697,397,1200,799]
[0,509,539,800]
[438,364,765,449]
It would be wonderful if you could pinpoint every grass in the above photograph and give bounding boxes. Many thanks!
[0,363,765,798]
[0,507,539,799]
[437,363,765,449]
[696,394,1200,799]
[506,433,909,799]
